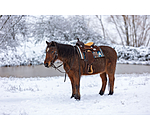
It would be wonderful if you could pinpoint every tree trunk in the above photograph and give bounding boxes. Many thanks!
[132,15,137,47]
[96,15,106,39]
[0,15,11,31]
[111,15,124,46]
[122,15,130,46]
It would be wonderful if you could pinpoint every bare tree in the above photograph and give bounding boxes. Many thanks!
[0,15,11,31]
[122,15,130,46]
[95,15,106,39]
[0,15,24,48]
[110,15,124,46]
[105,15,150,47]
[132,15,137,46]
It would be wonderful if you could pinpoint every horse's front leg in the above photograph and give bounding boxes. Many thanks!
[74,83,80,100]
[68,73,81,100]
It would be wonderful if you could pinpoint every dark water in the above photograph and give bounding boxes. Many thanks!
[0,63,150,78]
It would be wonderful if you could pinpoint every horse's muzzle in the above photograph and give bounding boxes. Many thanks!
[44,63,49,68]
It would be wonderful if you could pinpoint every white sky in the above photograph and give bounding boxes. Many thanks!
[1,0,149,15]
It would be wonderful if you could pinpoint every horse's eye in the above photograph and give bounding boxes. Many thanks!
[51,51,54,54]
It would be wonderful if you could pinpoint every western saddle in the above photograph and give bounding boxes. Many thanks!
[76,38,101,74]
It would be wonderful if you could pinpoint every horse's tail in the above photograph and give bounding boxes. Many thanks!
[108,78,110,92]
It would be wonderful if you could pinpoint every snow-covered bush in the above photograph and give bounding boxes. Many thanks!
[115,45,150,65]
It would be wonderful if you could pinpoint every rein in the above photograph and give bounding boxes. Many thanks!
[50,46,76,82]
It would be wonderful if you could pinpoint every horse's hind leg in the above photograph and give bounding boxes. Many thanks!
[108,73,115,95]
[99,72,107,95]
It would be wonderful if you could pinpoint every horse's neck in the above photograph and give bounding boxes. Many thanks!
[57,44,74,63]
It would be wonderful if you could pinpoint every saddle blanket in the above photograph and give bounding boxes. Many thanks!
[76,46,104,60]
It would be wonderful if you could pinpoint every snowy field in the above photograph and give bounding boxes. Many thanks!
[0,73,150,115]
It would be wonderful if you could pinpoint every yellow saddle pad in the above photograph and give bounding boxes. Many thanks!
[85,42,94,46]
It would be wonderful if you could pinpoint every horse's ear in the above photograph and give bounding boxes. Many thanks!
[46,41,49,44]
[77,38,80,42]
[51,41,56,47]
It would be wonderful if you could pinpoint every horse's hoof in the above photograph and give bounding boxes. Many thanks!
[71,94,80,100]
[99,90,104,95]
[108,91,114,95]
[75,98,80,101]
[75,95,80,100]
[70,94,75,98]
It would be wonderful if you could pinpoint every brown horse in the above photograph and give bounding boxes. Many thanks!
[44,40,117,100]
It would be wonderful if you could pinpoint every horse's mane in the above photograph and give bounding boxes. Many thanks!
[55,42,77,60]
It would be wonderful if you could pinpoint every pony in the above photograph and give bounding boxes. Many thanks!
[44,39,117,100]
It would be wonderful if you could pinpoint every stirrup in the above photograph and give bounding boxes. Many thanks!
[88,65,93,74]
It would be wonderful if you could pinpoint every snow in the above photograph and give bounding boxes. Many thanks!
[115,45,150,65]
[0,41,47,66]
[0,73,150,115]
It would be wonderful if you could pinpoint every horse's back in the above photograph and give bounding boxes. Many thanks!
[100,46,117,64]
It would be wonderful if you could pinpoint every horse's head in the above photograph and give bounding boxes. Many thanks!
[44,41,58,68]
[76,38,84,48]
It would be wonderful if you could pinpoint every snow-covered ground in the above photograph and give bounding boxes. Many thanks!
[0,73,150,115]
[0,41,150,66]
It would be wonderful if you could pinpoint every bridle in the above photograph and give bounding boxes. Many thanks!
[49,46,77,82]
[50,51,58,67]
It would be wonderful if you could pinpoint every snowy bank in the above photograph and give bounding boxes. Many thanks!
[0,42,46,67]
[0,73,150,115]
[0,41,150,67]
[115,45,150,65]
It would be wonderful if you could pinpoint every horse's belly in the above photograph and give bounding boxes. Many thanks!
[93,57,106,73]
[82,57,106,75]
